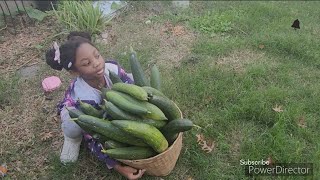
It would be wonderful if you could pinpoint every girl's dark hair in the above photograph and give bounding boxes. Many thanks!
[45,31,94,71]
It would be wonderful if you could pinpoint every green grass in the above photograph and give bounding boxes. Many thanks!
[157,1,320,179]
[2,1,319,179]
[66,1,320,179]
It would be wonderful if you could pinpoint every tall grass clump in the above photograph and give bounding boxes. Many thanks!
[52,1,113,35]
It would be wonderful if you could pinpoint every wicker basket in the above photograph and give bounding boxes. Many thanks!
[118,132,183,176]
[118,104,184,176]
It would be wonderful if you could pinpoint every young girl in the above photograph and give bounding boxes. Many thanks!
[45,31,146,180]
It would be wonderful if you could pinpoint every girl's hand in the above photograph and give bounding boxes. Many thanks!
[114,164,146,180]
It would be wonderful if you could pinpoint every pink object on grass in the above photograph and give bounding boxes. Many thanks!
[42,76,62,92]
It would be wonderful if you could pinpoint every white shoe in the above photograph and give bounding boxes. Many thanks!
[60,135,82,164]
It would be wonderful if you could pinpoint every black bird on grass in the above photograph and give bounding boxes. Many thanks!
[291,19,300,30]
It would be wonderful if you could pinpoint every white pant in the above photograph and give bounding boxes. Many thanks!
[60,107,83,139]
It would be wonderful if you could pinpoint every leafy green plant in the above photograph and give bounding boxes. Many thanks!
[190,11,233,34]
[51,1,112,35]
[2,6,47,22]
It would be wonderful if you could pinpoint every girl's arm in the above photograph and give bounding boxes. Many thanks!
[105,60,134,84]
[118,67,134,84]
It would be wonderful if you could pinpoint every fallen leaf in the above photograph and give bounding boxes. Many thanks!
[16,167,22,172]
[164,22,173,29]
[51,140,62,150]
[40,132,54,141]
[172,25,185,36]
[195,134,215,153]
[259,44,265,49]
[267,156,273,165]
[53,116,58,122]
[297,116,307,128]
[187,177,194,180]
[203,96,214,108]
[200,140,215,153]
[272,104,283,112]
[196,134,204,143]
[0,164,8,175]
[160,22,174,36]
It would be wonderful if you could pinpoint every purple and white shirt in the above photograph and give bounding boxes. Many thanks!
[57,60,134,169]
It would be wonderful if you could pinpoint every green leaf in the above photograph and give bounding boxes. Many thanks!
[111,2,121,10]
[26,8,47,21]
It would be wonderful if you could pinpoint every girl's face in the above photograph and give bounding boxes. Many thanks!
[73,43,105,80]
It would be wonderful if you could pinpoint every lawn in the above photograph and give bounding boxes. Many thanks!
[1,1,319,180]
